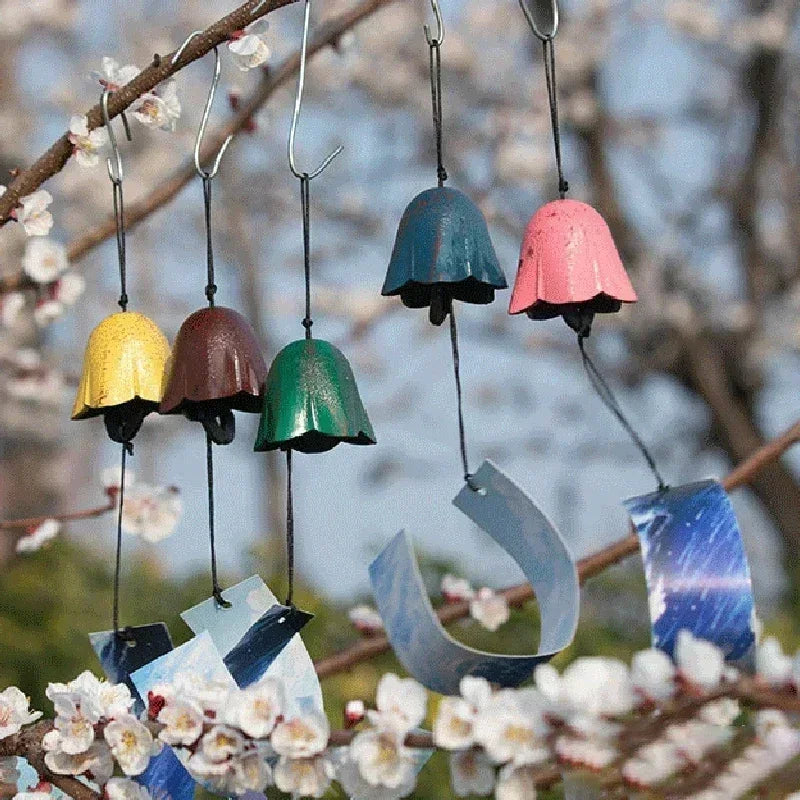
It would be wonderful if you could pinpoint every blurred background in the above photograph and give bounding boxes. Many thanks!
[1,0,799,795]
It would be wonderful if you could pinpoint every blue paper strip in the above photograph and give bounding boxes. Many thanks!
[624,479,756,665]
[89,623,196,800]
[370,460,579,695]
[182,576,323,716]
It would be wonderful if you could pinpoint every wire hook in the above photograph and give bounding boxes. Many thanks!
[288,0,343,180]
[518,0,559,41]
[424,0,445,46]
[172,31,233,180]
[101,89,131,185]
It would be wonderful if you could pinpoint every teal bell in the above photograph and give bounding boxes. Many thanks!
[382,186,506,325]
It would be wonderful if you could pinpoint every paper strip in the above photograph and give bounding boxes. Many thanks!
[370,460,579,695]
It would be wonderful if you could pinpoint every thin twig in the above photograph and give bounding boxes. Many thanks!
[0,0,295,227]
[0,495,116,531]
[314,418,800,679]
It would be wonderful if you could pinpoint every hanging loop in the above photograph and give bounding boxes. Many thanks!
[172,32,233,180]
[423,0,445,46]
[518,0,559,41]
[288,0,343,180]
[101,88,132,186]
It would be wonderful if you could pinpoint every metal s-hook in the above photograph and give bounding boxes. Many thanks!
[424,0,445,46]
[101,88,132,185]
[172,31,233,180]
[519,0,559,41]
[288,0,343,180]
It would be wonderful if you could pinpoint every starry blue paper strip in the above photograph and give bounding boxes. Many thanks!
[624,479,756,665]
[182,576,323,716]
[89,624,196,800]
[370,460,579,695]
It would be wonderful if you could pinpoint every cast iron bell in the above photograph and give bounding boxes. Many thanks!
[254,338,376,454]
[160,306,267,445]
[382,186,507,326]
[509,198,637,336]
[72,311,170,445]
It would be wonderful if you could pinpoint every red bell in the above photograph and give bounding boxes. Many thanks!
[159,306,267,444]
[509,198,636,335]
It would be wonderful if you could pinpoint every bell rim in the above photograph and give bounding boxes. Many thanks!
[71,396,160,421]
[509,294,629,319]
[254,430,377,454]
[159,390,264,417]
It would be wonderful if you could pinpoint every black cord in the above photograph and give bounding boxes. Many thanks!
[428,41,447,186]
[285,449,295,606]
[112,442,130,636]
[300,175,313,339]
[206,431,230,607]
[112,180,128,311]
[542,39,568,199]
[449,309,479,491]
[578,335,666,492]
[202,176,217,306]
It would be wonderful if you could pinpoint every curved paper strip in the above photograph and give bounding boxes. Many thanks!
[370,460,579,695]
[624,480,756,666]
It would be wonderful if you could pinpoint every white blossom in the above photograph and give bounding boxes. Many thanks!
[22,239,67,283]
[232,749,273,793]
[104,714,158,775]
[16,519,60,554]
[449,749,494,797]
[555,735,617,770]
[372,673,426,734]
[622,739,685,787]
[199,725,244,763]
[433,676,490,750]
[34,301,64,327]
[336,749,415,800]
[676,630,724,690]
[157,699,204,746]
[474,689,549,765]
[345,699,366,726]
[95,58,140,90]
[55,273,86,306]
[699,699,740,728]
[495,763,538,800]
[131,81,181,131]
[68,115,108,167]
[1,293,26,327]
[469,587,509,632]
[756,636,793,686]
[51,692,99,755]
[101,466,137,493]
[0,687,41,739]
[16,191,53,237]
[227,679,284,738]
[349,725,416,791]
[121,484,182,543]
[105,777,152,800]
[631,648,675,701]
[441,574,475,602]
[271,712,329,759]
[228,20,270,71]
[348,605,384,634]
[274,755,334,798]
[43,738,114,785]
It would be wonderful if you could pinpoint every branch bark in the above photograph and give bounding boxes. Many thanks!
[0,0,295,228]
[313,418,800,679]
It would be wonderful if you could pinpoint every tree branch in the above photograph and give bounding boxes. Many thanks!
[0,0,295,228]
[0,495,115,531]
[314,418,800,679]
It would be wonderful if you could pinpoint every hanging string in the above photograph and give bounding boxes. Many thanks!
[542,39,568,199]
[428,40,448,187]
[112,442,133,638]
[206,432,231,607]
[577,334,666,492]
[449,309,479,491]
[202,175,217,306]
[285,450,295,606]
[300,175,313,339]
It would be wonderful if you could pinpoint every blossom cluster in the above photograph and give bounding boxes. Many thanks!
[4,631,800,799]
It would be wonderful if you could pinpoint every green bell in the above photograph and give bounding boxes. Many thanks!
[254,338,376,454]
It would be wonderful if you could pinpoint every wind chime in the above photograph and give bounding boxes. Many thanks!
[73,91,170,639]
[159,38,268,607]
[508,0,665,492]
[253,0,375,607]
[381,0,506,491]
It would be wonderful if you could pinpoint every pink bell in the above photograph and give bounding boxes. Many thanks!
[509,198,636,335]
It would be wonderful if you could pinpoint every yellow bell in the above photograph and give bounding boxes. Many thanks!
[72,311,170,443]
